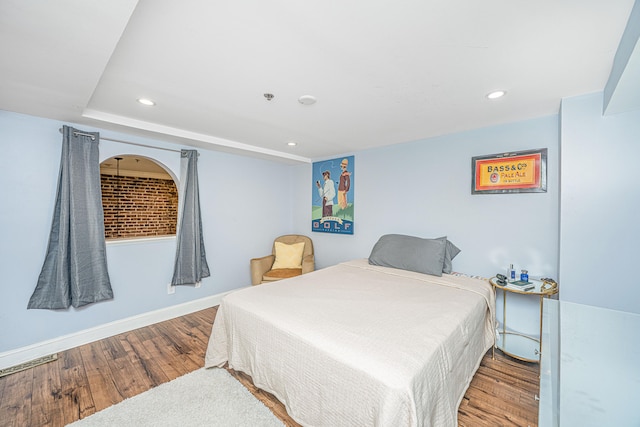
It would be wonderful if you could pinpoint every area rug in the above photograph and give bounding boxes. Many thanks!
[67,368,284,427]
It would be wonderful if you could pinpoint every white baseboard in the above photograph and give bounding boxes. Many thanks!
[0,292,232,371]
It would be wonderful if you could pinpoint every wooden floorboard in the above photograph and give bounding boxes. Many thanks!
[0,305,539,427]
[29,360,64,427]
[57,347,94,424]
[77,341,122,413]
[1,368,33,427]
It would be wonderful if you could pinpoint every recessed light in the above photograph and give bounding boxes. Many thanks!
[287,141,297,147]
[486,90,506,99]
[137,98,156,106]
[298,95,317,105]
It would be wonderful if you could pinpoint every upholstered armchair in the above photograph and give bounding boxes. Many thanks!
[250,235,315,285]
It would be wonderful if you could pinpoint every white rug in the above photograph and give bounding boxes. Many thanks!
[67,368,284,427]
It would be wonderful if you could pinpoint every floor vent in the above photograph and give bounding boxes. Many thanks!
[0,354,58,378]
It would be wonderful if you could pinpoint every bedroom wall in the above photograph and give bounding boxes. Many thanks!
[292,115,560,335]
[559,92,640,314]
[0,110,296,354]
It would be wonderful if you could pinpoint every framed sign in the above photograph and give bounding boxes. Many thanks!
[472,148,547,194]
[312,155,354,234]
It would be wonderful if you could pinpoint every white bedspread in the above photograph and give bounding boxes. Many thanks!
[205,259,495,427]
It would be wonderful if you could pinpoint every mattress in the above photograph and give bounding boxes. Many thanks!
[205,259,495,426]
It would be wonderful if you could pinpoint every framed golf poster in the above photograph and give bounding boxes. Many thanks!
[312,155,354,234]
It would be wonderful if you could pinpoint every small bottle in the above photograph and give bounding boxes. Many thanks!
[521,269,529,282]
[508,264,516,282]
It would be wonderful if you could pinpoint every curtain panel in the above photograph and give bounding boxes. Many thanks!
[171,149,210,285]
[28,126,113,309]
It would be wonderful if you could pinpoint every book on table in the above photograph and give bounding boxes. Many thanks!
[509,280,535,291]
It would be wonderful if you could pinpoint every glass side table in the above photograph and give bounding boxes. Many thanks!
[489,276,558,363]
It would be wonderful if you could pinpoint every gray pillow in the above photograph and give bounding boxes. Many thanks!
[368,234,446,277]
[436,236,461,274]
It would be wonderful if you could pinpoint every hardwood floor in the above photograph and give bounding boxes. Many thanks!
[0,306,539,427]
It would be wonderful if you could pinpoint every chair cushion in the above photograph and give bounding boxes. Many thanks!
[272,241,305,269]
[262,268,303,281]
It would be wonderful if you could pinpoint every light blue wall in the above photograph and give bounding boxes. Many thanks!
[603,0,640,115]
[559,92,640,314]
[293,115,560,335]
[0,110,295,352]
[13,97,634,351]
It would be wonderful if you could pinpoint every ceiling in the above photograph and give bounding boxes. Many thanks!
[0,0,637,163]
[100,155,173,179]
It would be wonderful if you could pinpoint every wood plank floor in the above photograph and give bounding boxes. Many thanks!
[0,306,539,426]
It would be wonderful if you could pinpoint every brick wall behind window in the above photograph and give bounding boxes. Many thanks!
[101,174,178,239]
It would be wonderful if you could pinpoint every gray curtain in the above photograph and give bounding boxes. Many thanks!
[28,126,113,309]
[171,149,210,285]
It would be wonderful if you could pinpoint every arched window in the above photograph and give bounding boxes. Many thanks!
[100,155,178,240]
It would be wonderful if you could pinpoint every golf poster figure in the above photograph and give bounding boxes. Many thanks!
[312,155,354,235]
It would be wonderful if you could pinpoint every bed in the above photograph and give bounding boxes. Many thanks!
[205,254,495,426]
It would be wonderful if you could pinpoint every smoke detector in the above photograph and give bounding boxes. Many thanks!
[298,95,317,105]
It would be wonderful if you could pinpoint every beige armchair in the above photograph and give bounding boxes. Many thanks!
[250,235,315,285]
